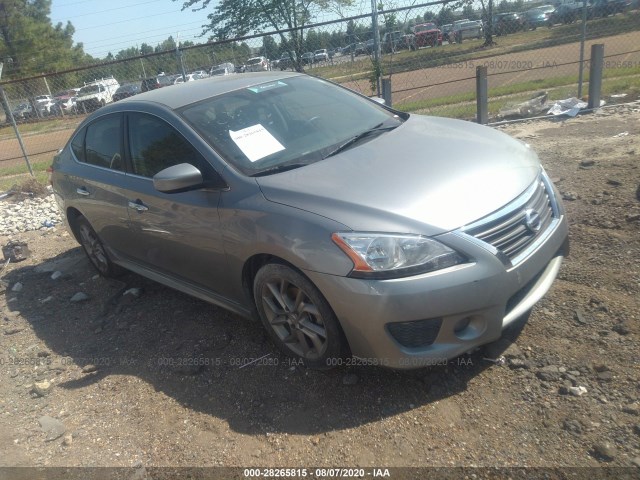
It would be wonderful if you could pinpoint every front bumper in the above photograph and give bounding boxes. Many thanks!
[306,194,568,369]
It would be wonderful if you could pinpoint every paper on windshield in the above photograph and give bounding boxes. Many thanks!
[229,124,284,162]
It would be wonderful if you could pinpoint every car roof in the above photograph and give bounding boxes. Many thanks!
[117,71,303,110]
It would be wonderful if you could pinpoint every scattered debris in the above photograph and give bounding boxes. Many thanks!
[547,97,587,117]
[612,132,629,138]
[2,241,31,262]
[568,386,587,396]
[31,380,52,397]
[38,416,66,442]
[11,282,23,292]
[70,292,89,303]
[593,441,617,461]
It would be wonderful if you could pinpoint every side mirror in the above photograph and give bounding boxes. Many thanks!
[371,97,386,105]
[153,163,203,193]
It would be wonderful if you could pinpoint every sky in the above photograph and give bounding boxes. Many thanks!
[50,0,215,59]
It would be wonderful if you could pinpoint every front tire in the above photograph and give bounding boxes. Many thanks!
[253,263,348,369]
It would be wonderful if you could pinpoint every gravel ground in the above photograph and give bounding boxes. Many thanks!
[0,103,639,474]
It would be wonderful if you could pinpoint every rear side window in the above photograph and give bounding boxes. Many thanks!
[127,112,207,178]
[71,114,124,171]
[84,115,124,170]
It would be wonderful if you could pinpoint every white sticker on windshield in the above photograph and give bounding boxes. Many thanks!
[229,124,284,162]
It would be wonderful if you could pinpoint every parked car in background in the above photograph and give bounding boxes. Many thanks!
[51,72,568,370]
[354,42,368,56]
[441,24,453,42]
[413,23,443,48]
[523,5,556,29]
[174,72,208,84]
[401,34,416,50]
[314,49,329,62]
[452,20,484,43]
[547,3,582,25]
[493,12,525,35]
[35,95,55,116]
[301,52,315,64]
[365,39,375,54]
[278,52,297,70]
[113,83,141,102]
[381,30,405,53]
[10,102,34,121]
[76,77,120,113]
[211,63,235,76]
[589,0,628,17]
[191,70,210,78]
[141,75,173,92]
[52,88,80,116]
[246,56,270,72]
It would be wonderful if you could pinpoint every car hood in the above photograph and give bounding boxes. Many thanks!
[256,115,541,235]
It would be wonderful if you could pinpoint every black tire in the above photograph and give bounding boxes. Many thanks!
[75,216,123,278]
[253,263,348,369]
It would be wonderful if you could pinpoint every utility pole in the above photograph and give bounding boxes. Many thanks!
[176,34,187,82]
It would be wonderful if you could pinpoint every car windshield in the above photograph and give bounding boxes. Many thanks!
[181,76,404,176]
[247,58,263,65]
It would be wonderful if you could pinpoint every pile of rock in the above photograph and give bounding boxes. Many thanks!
[0,194,63,235]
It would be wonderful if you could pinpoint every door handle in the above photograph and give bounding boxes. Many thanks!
[128,200,149,212]
[76,187,90,196]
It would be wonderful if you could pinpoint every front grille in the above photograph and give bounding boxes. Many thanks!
[386,318,442,348]
[467,177,555,263]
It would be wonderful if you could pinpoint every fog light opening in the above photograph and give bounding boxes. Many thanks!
[454,317,470,334]
[454,315,485,340]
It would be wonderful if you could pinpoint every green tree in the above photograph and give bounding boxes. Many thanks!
[436,7,455,26]
[179,0,353,72]
[0,0,85,78]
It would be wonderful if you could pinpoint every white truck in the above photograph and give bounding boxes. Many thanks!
[76,77,120,113]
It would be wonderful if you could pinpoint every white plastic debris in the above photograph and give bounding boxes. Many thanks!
[569,386,588,396]
[483,356,506,366]
[547,98,587,117]
[610,93,627,98]
[612,131,629,138]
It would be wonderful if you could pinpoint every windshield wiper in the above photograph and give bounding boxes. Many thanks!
[323,122,399,159]
[252,163,308,177]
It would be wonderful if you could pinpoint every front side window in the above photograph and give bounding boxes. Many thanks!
[76,114,124,170]
[127,112,206,178]
[181,76,404,176]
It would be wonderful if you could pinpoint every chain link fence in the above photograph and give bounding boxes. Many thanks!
[1,0,639,183]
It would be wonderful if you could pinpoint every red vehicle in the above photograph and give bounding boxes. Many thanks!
[413,23,443,48]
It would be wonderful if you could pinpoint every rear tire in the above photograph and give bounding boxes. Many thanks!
[75,216,123,278]
[253,263,348,369]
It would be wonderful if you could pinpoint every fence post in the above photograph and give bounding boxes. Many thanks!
[0,87,34,177]
[577,0,588,98]
[381,78,392,107]
[371,0,382,96]
[588,44,604,109]
[476,66,488,125]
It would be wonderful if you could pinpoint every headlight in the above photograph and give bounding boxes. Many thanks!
[331,232,466,279]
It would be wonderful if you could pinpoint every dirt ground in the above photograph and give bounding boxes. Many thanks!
[0,103,639,474]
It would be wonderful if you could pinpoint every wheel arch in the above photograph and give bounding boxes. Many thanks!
[241,253,352,355]
[66,206,84,244]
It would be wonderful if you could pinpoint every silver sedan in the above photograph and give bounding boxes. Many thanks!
[51,72,568,369]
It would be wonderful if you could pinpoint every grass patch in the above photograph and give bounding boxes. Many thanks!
[405,73,640,120]
[0,171,50,193]
[396,62,640,112]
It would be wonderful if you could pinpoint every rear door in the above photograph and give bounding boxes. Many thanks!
[63,113,133,257]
